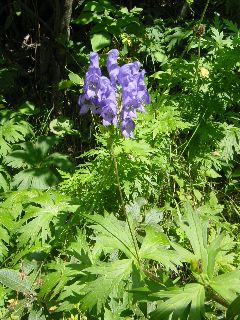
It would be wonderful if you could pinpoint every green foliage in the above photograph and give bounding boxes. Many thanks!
[73,0,144,52]
[5,136,73,189]
[0,108,33,157]
[0,4,240,320]
[151,283,205,320]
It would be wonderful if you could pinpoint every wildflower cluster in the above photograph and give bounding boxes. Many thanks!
[78,49,150,138]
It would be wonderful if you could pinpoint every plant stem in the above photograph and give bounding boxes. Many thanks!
[207,287,229,308]
[111,145,141,266]
[181,0,211,59]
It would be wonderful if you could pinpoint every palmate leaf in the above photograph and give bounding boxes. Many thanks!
[4,136,60,169]
[179,204,208,270]
[89,213,138,261]
[174,203,225,279]
[5,136,73,190]
[210,271,240,304]
[38,259,78,300]
[11,168,59,190]
[139,225,182,271]
[81,259,132,313]
[18,191,72,246]
[150,283,205,320]
[57,282,86,312]
[0,118,32,156]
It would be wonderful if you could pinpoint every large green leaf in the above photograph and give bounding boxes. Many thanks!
[0,118,32,156]
[5,136,73,189]
[0,269,34,294]
[18,191,71,246]
[210,271,240,303]
[90,32,111,51]
[5,136,60,168]
[11,168,59,190]
[81,259,132,313]
[176,204,225,279]
[150,283,205,320]
[89,212,138,261]
[139,225,182,271]
[179,204,208,271]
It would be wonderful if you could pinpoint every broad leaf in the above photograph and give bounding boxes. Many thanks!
[90,32,111,51]
[0,118,32,156]
[81,259,132,312]
[18,191,71,246]
[89,213,138,261]
[0,269,34,294]
[210,271,240,303]
[150,283,205,320]
[139,225,182,271]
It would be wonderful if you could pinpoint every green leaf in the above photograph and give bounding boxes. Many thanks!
[179,204,209,274]
[73,11,95,25]
[28,307,46,320]
[0,269,34,294]
[5,136,60,169]
[90,32,111,51]
[81,259,132,312]
[11,168,59,190]
[49,117,76,136]
[58,79,74,90]
[18,101,36,115]
[150,283,205,320]
[206,234,225,279]
[226,295,240,320]
[89,212,137,261]
[18,191,71,246]
[83,0,105,12]
[210,271,240,303]
[5,136,73,189]
[205,168,221,178]
[139,225,181,271]
[0,118,32,156]
[68,72,84,85]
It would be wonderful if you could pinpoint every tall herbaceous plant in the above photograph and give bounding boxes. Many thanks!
[78,49,151,138]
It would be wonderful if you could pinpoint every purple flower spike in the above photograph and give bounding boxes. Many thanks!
[107,49,120,87]
[78,49,151,138]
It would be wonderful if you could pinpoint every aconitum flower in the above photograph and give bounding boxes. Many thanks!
[107,49,120,87]
[78,49,150,138]
[121,117,135,139]
[78,52,102,114]
[118,61,150,137]
[97,76,118,127]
